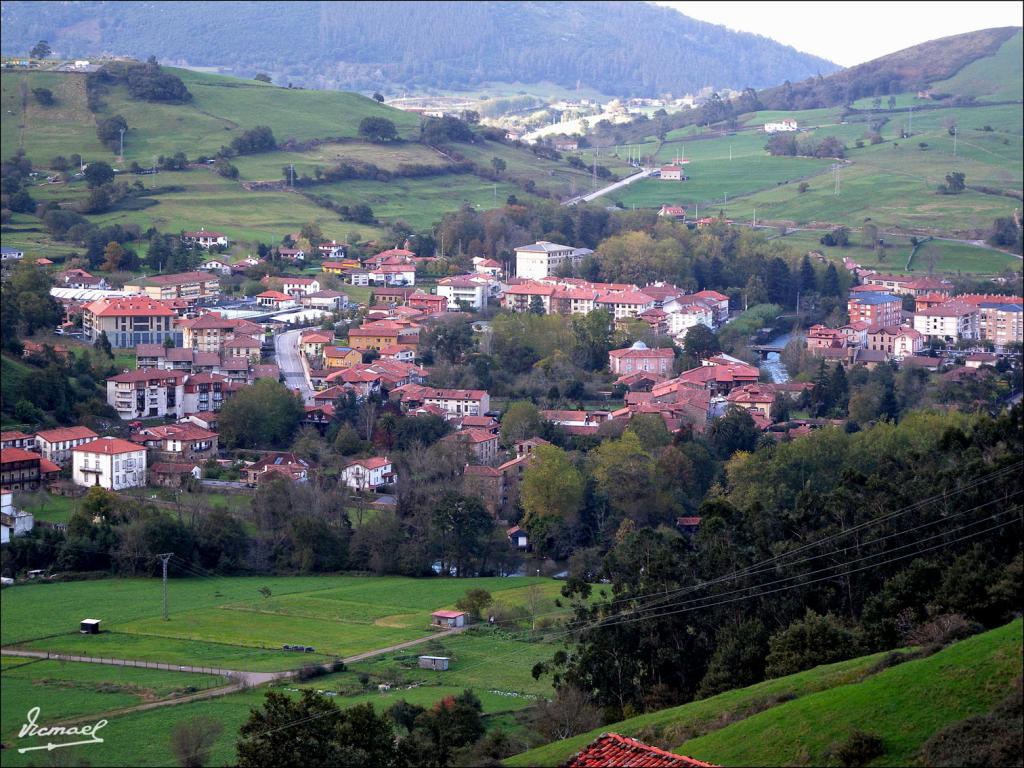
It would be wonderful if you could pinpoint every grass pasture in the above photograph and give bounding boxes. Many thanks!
[929,29,1024,103]
[2,576,558,670]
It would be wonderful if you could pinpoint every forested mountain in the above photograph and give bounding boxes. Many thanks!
[0,1,837,96]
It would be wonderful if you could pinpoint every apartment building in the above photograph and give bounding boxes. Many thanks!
[72,437,147,490]
[83,296,178,347]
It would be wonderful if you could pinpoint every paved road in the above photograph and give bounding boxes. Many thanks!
[273,328,315,404]
[563,167,655,206]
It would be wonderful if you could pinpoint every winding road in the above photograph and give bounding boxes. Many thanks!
[563,167,656,206]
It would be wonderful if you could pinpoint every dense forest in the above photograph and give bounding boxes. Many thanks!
[0,1,836,96]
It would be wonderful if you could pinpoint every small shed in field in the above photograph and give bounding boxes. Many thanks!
[80,618,101,634]
[430,610,467,629]
[418,655,450,671]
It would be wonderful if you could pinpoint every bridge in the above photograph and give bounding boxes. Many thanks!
[750,344,785,360]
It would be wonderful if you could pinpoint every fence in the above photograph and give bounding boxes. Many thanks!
[35,652,233,678]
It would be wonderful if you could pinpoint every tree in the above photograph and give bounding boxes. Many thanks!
[530,686,602,741]
[528,294,546,315]
[822,263,842,297]
[455,588,493,619]
[30,40,51,59]
[102,241,125,272]
[96,330,113,359]
[521,445,584,545]
[938,171,966,195]
[799,254,816,293]
[372,92,385,103]
[491,157,506,176]
[218,379,304,449]
[96,115,128,153]
[765,611,857,677]
[412,691,485,765]
[237,692,400,768]
[682,324,720,361]
[429,492,493,577]
[170,718,223,768]
[32,87,55,106]
[358,117,398,143]
[499,401,542,445]
[708,408,761,458]
[84,161,115,188]
[254,73,272,83]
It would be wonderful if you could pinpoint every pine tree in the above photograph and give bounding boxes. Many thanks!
[799,255,816,293]
[829,363,849,415]
[822,263,841,297]
[96,330,113,358]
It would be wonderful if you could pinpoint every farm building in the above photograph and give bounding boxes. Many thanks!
[418,655,450,671]
[80,619,101,634]
[431,610,467,628]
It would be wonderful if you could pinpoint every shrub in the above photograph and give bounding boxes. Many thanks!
[905,613,981,650]
[765,611,857,678]
[833,730,884,767]
[918,681,1022,768]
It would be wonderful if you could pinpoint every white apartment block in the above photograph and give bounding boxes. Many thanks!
[34,427,98,466]
[514,241,591,280]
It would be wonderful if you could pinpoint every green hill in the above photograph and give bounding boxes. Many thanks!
[1,67,421,165]
[507,619,1023,767]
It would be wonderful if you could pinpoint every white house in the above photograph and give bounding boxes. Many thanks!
[182,230,229,249]
[199,259,233,276]
[764,119,798,133]
[437,276,491,311]
[278,277,321,296]
[34,426,99,466]
[666,304,715,340]
[1,246,25,262]
[659,165,686,181]
[340,456,395,490]
[72,437,147,490]
[1,491,34,544]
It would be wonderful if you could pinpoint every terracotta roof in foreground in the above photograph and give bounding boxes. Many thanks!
[564,733,716,768]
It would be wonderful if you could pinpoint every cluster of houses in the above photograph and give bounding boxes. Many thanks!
[804,271,1023,367]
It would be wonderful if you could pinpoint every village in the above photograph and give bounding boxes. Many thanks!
[2,225,1019,548]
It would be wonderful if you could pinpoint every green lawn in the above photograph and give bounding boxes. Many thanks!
[679,619,1023,767]
[13,492,77,525]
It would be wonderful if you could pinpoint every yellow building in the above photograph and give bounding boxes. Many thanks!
[323,346,363,369]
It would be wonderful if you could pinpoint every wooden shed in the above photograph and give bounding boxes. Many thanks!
[80,618,101,634]
[418,655,450,671]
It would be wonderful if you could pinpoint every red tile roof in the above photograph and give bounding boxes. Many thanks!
[1,447,41,464]
[73,436,143,455]
[34,426,98,444]
[84,296,176,317]
[347,456,391,470]
[565,733,716,768]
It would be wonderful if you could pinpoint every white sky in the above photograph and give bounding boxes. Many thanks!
[655,1,1023,67]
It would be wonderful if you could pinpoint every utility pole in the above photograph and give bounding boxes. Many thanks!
[119,127,125,159]
[157,553,173,621]
[953,126,958,156]
[729,144,732,162]
[288,163,295,187]
[908,106,913,134]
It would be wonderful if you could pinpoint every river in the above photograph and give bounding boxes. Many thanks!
[760,331,800,383]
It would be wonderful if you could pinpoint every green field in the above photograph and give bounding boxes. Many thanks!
[2,576,559,669]
[507,619,1023,767]
[13,492,77,525]
[0,627,558,768]
[1,67,421,165]
[231,141,452,181]
[679,619,1023,767]
[314,174,527,230]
